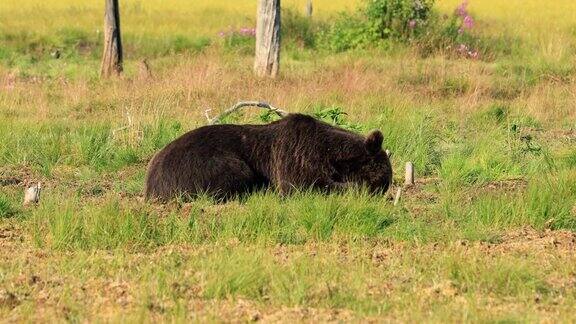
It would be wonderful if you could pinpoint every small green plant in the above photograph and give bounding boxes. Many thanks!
[566,150,576,168]
[313,106,363,131]
[259,109,283,123]
[0,194,15,218]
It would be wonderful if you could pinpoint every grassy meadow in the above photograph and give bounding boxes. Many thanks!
[1,0,576,322]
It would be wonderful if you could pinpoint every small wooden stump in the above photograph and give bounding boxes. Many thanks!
[393,187,402,206]
[405,162,414,186]
[23,182,41,206]
[394,162,415,206]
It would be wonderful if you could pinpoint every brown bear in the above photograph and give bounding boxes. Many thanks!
[145,113,392,201]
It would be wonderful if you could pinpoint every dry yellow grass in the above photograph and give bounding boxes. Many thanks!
[2,49,574,134]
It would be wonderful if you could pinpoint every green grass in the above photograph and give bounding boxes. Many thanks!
[3,238,575,321]
[0,193,16,218]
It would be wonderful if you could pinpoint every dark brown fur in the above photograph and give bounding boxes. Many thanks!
[145,114,392,201]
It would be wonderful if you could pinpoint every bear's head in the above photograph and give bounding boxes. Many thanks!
[334,130,393,194]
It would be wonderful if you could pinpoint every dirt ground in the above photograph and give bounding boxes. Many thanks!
[1,219,575,322]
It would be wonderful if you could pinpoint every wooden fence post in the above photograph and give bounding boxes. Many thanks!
[394,162,415,206]
[23,182,41,206]
[306,0,313,17]
[254,0,281,78]
[101,0,123,77]
[405,162,414,186]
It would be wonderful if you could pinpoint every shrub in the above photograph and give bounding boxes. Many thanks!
[414,1,520,60]
[317,0,512,60]
[414,1,482,59]
[318,13,373,52]
[318,0,435,52]
[364,0,435,40]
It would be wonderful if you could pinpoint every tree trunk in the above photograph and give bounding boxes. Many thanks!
[101,0,123,77]
[254,0,281,78]
[306,0,313,17]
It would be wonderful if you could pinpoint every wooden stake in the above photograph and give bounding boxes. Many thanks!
[394,162,415,206]
[393,187,402,206]
[101,0,123,77]
[405,162,414,186]
[23,182,41,206]
[254,0,281,78]
[305,0,313,17]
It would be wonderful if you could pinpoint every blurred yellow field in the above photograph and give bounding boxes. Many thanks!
[1,0,575,42]
[437,0,576,56]
[0,0,348,37]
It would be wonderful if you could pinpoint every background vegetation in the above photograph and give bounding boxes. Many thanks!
[1,0,575,321]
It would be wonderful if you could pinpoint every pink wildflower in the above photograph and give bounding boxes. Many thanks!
[455,1,469,17]
[463,15,474,29]
[239,27,256,37]
[408,20,417,29]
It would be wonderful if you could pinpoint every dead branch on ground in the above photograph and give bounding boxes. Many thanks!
[207,101,288,125]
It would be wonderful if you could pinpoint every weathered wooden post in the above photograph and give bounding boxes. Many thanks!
[305,0,313,17]
[405,162,414,186]
[23,182,41,206]
[101,0,123,77]
[394,162,415,206]
[254,0,281,78]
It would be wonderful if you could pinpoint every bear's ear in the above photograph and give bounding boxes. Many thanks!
[365,130,383,155]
